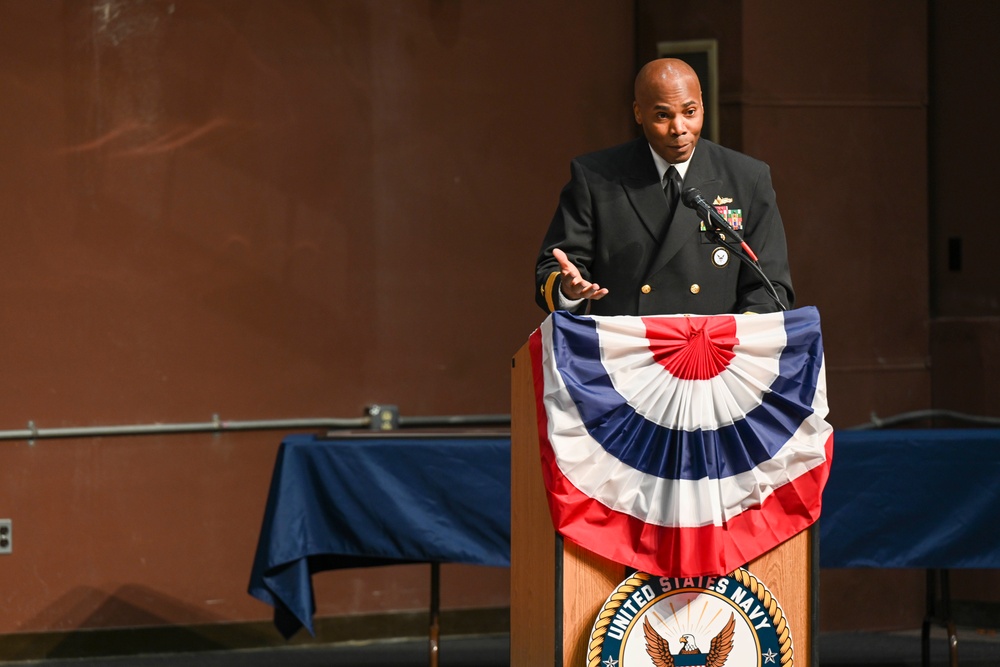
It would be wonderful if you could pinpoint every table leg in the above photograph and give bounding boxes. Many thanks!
[922,569,933,667]
[922,569,959,667]
[942,569,958,667]
[430,561,440,667]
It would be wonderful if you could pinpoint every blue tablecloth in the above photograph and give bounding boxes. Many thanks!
[249,429,1000,637]
[819,429,1000,568]
[248,434,510,637]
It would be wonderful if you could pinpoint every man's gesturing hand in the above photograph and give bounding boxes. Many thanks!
[553,248,609,301]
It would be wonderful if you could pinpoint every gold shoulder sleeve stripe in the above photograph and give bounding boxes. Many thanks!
[542,271,560,313]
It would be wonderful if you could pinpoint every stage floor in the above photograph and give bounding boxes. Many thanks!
[6,627,1000,667]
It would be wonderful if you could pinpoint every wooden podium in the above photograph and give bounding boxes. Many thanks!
[510,341,817,666]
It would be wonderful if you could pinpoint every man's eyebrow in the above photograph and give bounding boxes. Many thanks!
[652,100,699,110]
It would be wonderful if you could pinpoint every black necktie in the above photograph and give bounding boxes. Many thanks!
[663,165,681,217]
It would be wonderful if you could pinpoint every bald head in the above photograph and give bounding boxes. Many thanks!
[634,58,701,105]
[632,58,704,163]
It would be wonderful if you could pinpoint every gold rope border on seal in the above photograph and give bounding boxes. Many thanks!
[587,572,652,667]
[586,569,795,667]
[731,567,794,666]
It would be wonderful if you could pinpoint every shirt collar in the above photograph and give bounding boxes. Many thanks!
[648,143,694,185]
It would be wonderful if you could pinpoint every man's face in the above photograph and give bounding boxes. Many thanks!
[633,73,704,164]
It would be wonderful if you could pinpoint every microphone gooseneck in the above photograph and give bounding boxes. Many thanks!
[680,187,786,311]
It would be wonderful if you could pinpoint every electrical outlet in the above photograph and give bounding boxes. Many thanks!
[0,519,11,554]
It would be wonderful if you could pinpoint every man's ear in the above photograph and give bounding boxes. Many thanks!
[632,101,642,125]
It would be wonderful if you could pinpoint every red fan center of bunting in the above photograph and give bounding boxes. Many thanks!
[643,316,738,380]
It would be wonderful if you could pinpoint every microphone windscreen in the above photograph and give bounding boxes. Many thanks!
[680,187,703,208]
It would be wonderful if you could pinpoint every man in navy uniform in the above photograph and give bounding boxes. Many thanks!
[535,58,793,316]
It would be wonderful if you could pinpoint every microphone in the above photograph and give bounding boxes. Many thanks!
[680,187,757,262]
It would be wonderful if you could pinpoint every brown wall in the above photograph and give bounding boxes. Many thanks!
[0,0,634,639]
[929,0,1000,413]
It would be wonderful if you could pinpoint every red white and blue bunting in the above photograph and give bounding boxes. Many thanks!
[528,307,833,577]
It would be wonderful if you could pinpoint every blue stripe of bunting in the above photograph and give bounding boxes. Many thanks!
[549,307,824,481]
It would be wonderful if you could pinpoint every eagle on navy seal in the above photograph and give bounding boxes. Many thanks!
[643,613,736,666]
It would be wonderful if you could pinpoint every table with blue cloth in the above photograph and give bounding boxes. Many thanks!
[249,429,1000,645]
[819,429,1000,568]
[248,433,511,638]
[820,428,1000,667]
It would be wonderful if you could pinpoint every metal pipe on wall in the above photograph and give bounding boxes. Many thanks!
[0,410,512,443]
